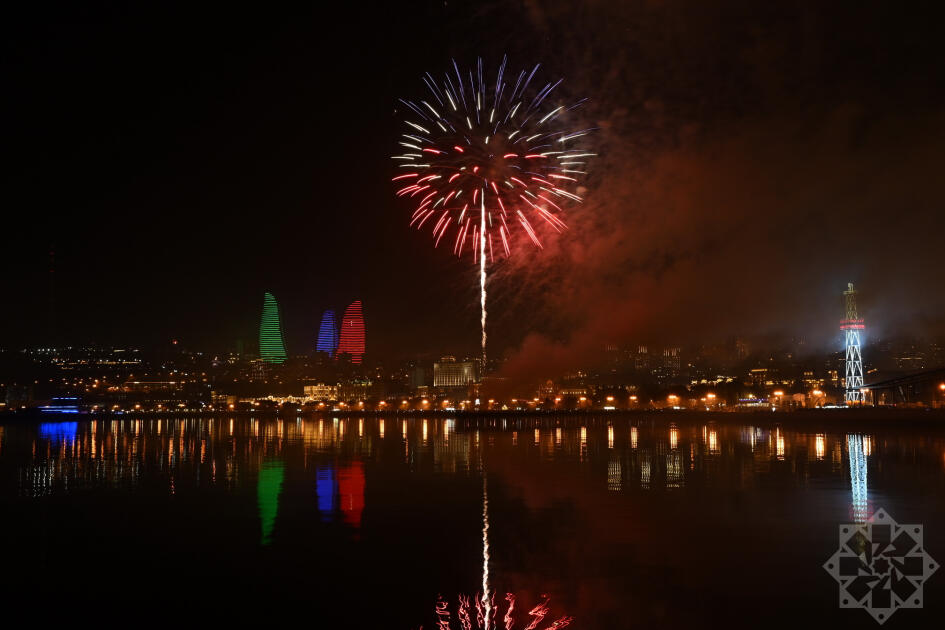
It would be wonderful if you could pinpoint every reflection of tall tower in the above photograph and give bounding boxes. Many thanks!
[847,434,869,523]
[259,292,288,363]
[337,301,365,364]
[338,461,365,530]
[841,283,865,404]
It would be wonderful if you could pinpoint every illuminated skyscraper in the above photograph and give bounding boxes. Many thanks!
[841,283,865,404]
[336,300,365,364]
[433,356,477,387]
[259,291,288,364]
[316,309,339,357]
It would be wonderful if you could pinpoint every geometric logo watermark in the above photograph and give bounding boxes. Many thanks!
[823,508,939,624]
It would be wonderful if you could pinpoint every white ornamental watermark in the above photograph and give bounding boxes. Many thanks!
[823,508,939,624]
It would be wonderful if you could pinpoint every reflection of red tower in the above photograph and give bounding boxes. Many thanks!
[337,461,364,529]
[336,301,366,364]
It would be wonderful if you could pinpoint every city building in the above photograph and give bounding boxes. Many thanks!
[336,301,365,364]
[303,383,338,400]
[316,309,339,357]
[259,292,288,364]
[337,379,373,401]
[433,356,477,388]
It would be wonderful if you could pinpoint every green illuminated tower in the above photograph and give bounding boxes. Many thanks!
[259,291,288,364]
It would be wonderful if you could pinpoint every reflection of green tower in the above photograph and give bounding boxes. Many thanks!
[258,459,285,546]
[259,292,288,364]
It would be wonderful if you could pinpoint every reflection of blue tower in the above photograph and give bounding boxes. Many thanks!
[316,310,339,357]
[316,466,336,519]
[847,434,868,523]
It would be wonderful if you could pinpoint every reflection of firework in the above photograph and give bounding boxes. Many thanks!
[433,593,573,630]
[393,57,593,366]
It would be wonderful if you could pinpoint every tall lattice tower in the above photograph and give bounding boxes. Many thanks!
[841,283,865,404]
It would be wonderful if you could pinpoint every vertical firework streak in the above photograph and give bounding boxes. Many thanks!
[481,471,491,630]
[480,198,487,367]
[393,58,593,364]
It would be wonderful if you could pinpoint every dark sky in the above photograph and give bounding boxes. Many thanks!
[3,1,943,365]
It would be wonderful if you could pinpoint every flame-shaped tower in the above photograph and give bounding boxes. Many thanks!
[336,301,365,364]
[316,309,339,357]
[841,283,865,404]
[259,291,288,364]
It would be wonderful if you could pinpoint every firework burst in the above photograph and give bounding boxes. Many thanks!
[393,57,592,262]
[393,57,593,366]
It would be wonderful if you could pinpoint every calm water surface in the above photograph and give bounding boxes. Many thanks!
[1,414,943,628]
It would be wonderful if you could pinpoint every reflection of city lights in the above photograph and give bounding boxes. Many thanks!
[776,428,785,459]
[669,425,678,450]
[708,430,718,454]
[815,434,825,460]
[379,419,385,438]
[631,426,638,449]
[608,424,614,449]
[555,427,562,445]
[534,428,539,445]
[422,419,428,442]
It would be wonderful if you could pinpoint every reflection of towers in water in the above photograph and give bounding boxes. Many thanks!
[258,458,285,546]
[847,434,869,522]
[316,465,336,518]
[841,283,865,404]
[337,461,365,529]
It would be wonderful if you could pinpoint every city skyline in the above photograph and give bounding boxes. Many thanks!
[2,2,943,371]
[3,5,945,627]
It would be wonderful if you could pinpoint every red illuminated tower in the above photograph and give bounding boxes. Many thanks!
[336,300,365,364]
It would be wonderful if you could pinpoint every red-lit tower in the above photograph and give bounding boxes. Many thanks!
[337,301,366,364]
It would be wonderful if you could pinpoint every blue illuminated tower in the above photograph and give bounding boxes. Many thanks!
[316,309,339,357]
[841,283,865,404]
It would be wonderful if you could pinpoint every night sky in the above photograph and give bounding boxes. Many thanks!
[4,1,943,366]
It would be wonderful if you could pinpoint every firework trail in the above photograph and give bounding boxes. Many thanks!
[393,57,593,367]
